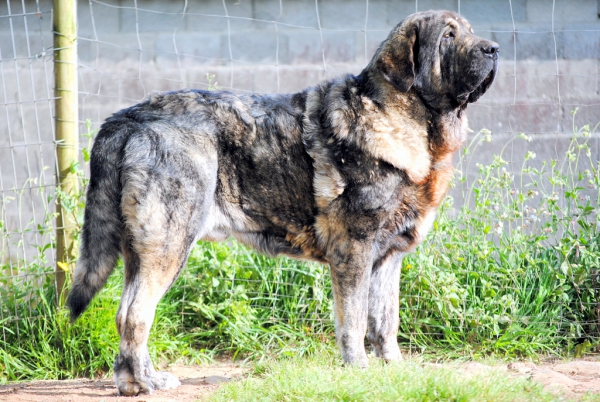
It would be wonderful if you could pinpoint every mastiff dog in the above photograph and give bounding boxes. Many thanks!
[67,10,498,395]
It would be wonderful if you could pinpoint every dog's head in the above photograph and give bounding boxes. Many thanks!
[369,10,498,111]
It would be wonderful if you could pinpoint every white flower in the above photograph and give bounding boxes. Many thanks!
[495,221,504,235]
[525,151,536,161]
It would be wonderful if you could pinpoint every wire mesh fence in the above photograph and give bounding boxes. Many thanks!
[0,0,57,338]
[1,0,599,369]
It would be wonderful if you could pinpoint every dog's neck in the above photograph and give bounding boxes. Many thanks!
[426,107,468,158]
[359,67,468,149]
[356,70,467,177]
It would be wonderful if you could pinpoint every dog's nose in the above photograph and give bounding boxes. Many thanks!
[482,42,499,57]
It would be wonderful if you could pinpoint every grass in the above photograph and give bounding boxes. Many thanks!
[397,118,600,357]
[0,240,336,382]
[0,113,599,382]
[208,354,571,402]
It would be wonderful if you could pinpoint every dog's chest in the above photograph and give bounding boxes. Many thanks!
[356,95,432,185]
[376,151,456,253]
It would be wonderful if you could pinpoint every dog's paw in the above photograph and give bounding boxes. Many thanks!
[115,371,180,396]
[379,343,403,363]
[116,379,143,396]
[152,371,181,390]
[342,354,369,369]
[382,349,403,363]
[115,367,145,396]
[346,358,369,369]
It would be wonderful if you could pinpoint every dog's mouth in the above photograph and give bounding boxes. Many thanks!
[466,61,498,104]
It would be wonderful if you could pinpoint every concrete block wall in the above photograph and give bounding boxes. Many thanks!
[2,1,598,133]
[74,0,600,135]
[0,0,598,262]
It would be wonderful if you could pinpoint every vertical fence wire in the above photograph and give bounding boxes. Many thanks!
[0,0,599,356]
[1,0,57,343]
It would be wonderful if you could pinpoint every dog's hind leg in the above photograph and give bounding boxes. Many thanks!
[114,197,211,395]
[114,144,216,395]
[113,241,190,396]
[367,252,403,362]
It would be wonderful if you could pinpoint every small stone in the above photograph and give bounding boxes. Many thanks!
[460,362,501,375]
[507,362,537,374]
[553,361,600,377]
[531,368,579,396]
[144,399,178,402]
[203,375,231,385]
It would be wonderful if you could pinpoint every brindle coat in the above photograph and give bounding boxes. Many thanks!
[67,10,498,396]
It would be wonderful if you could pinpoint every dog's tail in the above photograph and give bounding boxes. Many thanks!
[66,120,126,322]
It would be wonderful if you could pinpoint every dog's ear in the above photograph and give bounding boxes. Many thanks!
[375,23,418,92]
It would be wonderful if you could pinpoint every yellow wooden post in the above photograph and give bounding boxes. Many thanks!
[54,0,78,305]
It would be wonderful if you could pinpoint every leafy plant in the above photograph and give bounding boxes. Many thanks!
[1,112,598,381]
[209,355,564,402]
[400,112,600,357]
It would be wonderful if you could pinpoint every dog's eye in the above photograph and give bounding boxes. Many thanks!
[443,32,455,39]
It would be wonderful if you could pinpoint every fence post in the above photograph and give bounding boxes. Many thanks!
[54,0,78,305]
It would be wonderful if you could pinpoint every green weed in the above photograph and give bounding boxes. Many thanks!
[0,113,598,381]
[208,355,561,402]
[399,115,600,358]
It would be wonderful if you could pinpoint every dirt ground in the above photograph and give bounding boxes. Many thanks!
[1,358,600,401]
[456,358,600,400]
[0,362,245,402]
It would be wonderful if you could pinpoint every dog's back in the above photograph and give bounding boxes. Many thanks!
[67,91,223,319]
[67,88,321,319]
[65,11,499,395]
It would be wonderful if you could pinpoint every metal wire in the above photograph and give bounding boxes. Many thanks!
[0,0,599,351]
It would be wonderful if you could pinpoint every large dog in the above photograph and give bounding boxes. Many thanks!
[67,10,498,395]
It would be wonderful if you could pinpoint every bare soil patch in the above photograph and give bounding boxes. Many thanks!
[454,357,600,400]
[1,358,600,401]
[0,362,244,402]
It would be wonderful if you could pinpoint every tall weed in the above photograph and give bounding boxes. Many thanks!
[401,115,599,357]
[0,114,598,381]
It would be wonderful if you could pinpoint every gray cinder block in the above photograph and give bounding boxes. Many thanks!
[253,0,320,29]
[461,0,527,24]
[557,24,600,60]
[119,0,185,33]
[185,0,254,31]
[222,29,288,63]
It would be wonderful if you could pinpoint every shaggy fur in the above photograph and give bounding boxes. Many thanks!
[67,10,498,395]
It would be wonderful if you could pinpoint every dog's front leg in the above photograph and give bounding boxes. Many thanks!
[329,249,372,368]
[367,251,403,362]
